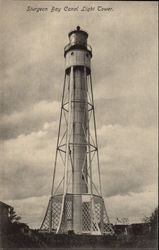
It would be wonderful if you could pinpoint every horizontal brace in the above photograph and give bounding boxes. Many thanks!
[58,143,96,149]
[69,142,88,146]
[71,100,87,104]
[51,193,102,198]
[50,194,63,198]
[57,142,97,149]
[62,101,93,111]
[58,143,66,148]
[70,100,94,108]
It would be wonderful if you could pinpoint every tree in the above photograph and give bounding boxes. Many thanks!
[142,207,158,238]
[8,207,21,224]
[150,207,158,237]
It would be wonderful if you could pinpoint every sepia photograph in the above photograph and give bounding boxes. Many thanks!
[0,0,158,249]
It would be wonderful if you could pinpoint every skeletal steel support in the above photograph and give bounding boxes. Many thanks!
[89,74,102,196]
[40,26,114,235]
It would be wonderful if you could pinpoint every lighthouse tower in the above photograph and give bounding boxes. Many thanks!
[40,26,114,235]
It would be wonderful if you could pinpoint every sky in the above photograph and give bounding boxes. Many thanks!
[0,1,158,228]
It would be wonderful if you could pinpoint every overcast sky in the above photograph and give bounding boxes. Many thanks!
[0,1,158,228]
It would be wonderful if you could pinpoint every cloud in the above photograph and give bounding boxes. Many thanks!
[97,125,158,197]
[106,184,158,224]
[94,96,157,128]
[0,122,57,200]
[0,117,67,201]
[0,100,60,139]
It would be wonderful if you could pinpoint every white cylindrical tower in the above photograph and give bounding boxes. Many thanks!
[64,26,92,234]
